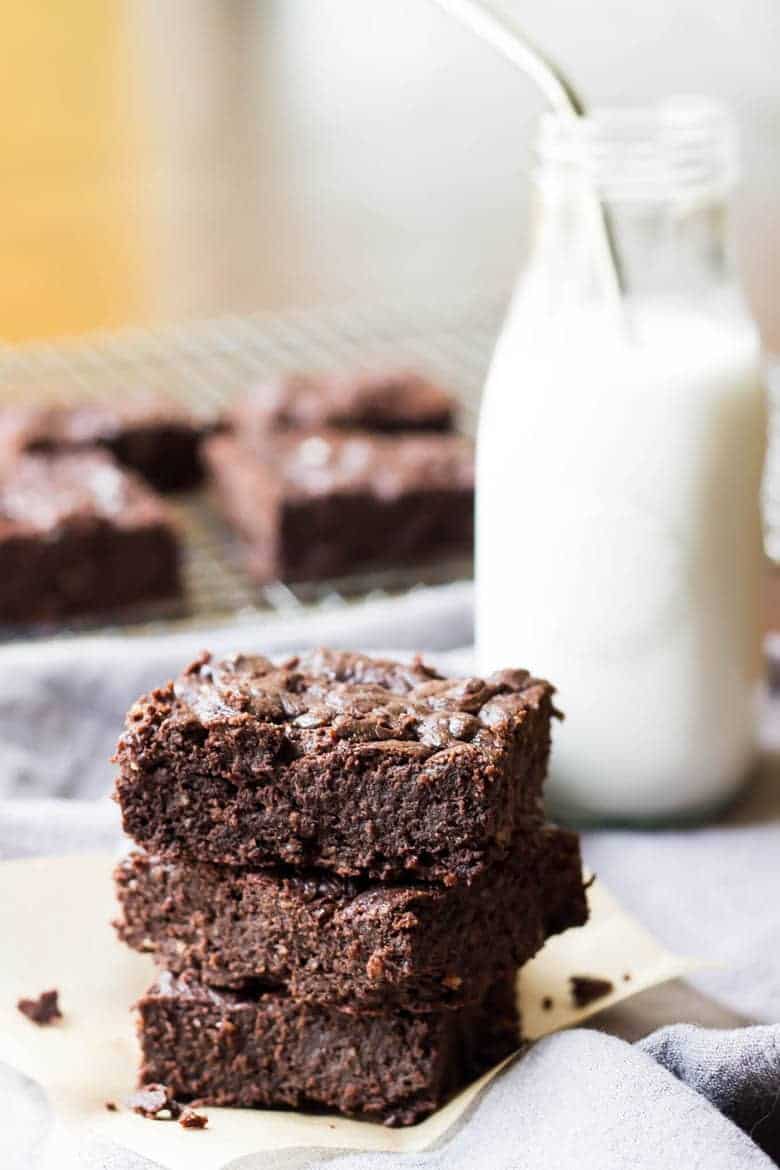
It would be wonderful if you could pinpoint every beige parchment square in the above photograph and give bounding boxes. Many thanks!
[0,853,699,1169]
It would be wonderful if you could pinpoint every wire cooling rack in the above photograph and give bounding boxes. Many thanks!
[0,296,506,640]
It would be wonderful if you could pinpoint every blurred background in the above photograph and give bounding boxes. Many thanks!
[1,0,778,349]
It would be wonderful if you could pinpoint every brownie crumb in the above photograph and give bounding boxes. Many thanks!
[541,996,554,1011]
[623,972,632,982]
[570,975,614,1008]
[17,988,62,1025]
[179,1109,208,1130]
[127,1083,182,1120]
[105,1101,118,1112]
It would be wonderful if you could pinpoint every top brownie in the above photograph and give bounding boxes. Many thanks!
[0,393,217,491]
[232,369,456,436]
[114,649,556,883]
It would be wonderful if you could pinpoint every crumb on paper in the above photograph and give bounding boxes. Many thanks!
[569,975,614,1008]
[127,1083,182,1120]
[623,972,632,982]
[179,1108,208,1130]
[17,988,62,1026]
[105,1101,118,1112]
[541,996,554,1011]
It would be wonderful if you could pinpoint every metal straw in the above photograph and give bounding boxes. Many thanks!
[428,0,627,303]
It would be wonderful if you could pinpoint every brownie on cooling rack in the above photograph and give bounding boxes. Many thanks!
[136,970,519,1126]
[115,826,587,1012]
[203,427,473,583]
[113,649,554,884]
[231,369,457,436]
[0,451,181,623]
[0,393,219,492]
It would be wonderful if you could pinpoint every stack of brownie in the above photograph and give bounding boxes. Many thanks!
[204,370,475,583]
[113,648,588,1125]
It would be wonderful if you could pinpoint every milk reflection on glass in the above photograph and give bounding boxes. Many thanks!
[476,100,766,822]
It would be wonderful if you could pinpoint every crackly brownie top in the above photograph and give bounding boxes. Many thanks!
[0,451,171,533]
[0,393,202,458]
[235,369,455,435]
[210,429,473,500]
[123,648,553,757]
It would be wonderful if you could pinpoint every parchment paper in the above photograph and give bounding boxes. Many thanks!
[0,853,699,1169]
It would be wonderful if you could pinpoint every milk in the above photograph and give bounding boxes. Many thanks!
[476,294,765,820]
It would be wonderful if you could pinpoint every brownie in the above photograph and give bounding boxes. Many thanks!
[232,369,456,436]
[0,452,181,623]
[113,649,555,883]
[0,394,218,491]
[115,827,587,1011]
[204,428,473,582]
[136,971,519,1126]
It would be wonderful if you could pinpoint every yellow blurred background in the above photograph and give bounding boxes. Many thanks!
[0,2,144,340]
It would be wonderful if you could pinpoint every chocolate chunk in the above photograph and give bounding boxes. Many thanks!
[17,988,62,1025]
[541,996,554,1011]
[569,975,614,1008]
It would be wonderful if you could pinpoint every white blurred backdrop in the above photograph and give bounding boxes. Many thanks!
[133,0,780,349]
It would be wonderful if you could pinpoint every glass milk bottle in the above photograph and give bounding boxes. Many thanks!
[476,99,766,822]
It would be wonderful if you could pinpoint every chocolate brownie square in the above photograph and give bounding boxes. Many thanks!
[0,452,181,623]
[115,827,587,1011]
[0,393,218,491]
[204,428,473,582]
[136,971,519,1125]
[113,649,554,883]
[232,369,457,436]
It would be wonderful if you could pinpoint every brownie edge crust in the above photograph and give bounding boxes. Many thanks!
[136,972,520,1126]
[114,648,556,883]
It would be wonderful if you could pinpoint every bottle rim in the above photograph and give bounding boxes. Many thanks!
[537,96,739,202]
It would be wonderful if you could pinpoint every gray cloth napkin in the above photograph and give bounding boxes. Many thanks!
[2,583,779,1167]
[234,1029,780,1169]
[3,1029,777,1169]
[584,822,780,1025]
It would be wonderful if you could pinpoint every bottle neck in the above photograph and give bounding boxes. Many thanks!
[529,179,737,307]
[524,98,744,317]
